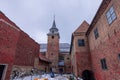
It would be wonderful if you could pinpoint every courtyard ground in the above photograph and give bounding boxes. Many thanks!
[12,74,74,80]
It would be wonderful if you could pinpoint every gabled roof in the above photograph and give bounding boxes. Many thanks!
[0,11,39,44]
[70,21,89,54]
[0,11,20,30]
[74,20,89,34]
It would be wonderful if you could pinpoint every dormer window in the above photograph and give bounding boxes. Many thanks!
[106,6,117,24]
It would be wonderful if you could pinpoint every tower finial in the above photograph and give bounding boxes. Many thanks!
[53,14,55,21]
[47,15,59,38]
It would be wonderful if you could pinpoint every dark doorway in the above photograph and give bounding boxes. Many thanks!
[50,67,52,72]
[59,68,63,75]
[45,67,46,73]
[0,65,5,80]
[82,70,95,80]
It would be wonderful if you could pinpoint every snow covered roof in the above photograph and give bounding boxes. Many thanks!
[40,43,70,53]
[40,43,47,52]
[58,61,64,66]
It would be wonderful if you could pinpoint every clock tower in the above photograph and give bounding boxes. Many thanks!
[46,18,60,72]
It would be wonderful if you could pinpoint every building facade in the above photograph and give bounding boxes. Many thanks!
[12,30,40,76]
[70,0,120,80]
[0,11,20,80]
[87,0,120,80]
[70,21,92,77]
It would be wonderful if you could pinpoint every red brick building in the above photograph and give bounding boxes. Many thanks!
[70,0,120,80]
[70,21,92,77]
[0,11,40,80]
[0,11,20,80]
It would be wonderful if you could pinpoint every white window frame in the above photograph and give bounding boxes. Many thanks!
[106,6,117,24]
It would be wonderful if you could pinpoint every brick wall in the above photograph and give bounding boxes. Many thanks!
[71,21,92,77]
[64,54,71,73]
[14,31,39,66]
[87,0,120,80]
[46,35,59,72]
[0,19,20,80]
[0,12,40,80]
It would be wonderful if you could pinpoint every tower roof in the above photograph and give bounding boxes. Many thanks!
[52,19,56,28]
[48,17,59,36]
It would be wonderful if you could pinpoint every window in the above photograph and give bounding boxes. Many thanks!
[118,54,120,60]
[68,66,71,68]
[78,39,85,46]
[51,53,53,55]
[52,36,54,39]
[100,58,108,70]
[67,57,70,60]
[59,56,64,61]
[94,28,99,39]
[106,6,117,24]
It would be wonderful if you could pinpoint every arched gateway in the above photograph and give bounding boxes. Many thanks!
[82,70,95,80]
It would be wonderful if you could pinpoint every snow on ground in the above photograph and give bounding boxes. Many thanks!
[13,74,70,80]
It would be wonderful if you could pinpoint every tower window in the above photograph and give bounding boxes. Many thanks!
[52,36,54,39]
[106,6,117,24]
[67,57,70,60]
[78,39,85,46]
[100,58,108,70]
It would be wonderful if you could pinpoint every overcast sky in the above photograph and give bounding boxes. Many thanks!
[0,0,102,44]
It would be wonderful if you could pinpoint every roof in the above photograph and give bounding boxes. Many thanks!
[86,0,111,35]
[39,53,51,63]
[74,20,89,33]
[40,43,47,52]
[0,11,39,45]
[40,43,70,53]
[0,11,20,30]
[48,19,59,36]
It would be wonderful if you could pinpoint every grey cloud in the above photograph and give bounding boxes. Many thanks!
[0,0,102,43]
